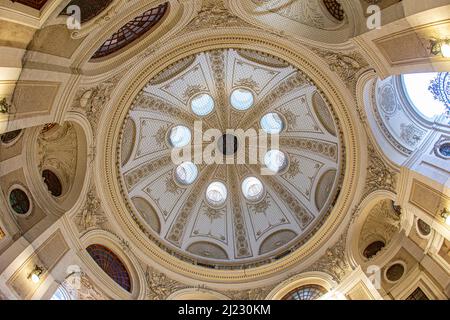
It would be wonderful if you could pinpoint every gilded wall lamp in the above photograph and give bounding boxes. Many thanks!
[430,38,450,58]
[28,265,45,283]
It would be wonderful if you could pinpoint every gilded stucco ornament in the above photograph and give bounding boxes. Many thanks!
[303,231,352,281]
[311,49,370,94]
[144,266,186,300]
[75,185,107,233]
[73,74,121,133]
[363,142,397,197]
[183,0,254,32]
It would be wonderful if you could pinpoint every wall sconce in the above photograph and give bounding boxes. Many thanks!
[441,208,450,226]
[28,265,45,283]
[430,39,450,58]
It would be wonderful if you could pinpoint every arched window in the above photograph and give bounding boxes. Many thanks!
[60,0,114,24]
[9,188,31,215]
[283,285,327,300]
[86,244,131,292]
[402,72,449,119]
[1,129,22,145]
[92,3,168,59]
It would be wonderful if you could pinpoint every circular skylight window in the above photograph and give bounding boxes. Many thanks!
[264,150,288,173]
[403,72,448,119]
[261,113,284,134]
[230,89,254,111]
[191,93,215,116]
[206,181,227,207]
[241,177,264,201]
[169,125,191,148]
[175,162,198,185]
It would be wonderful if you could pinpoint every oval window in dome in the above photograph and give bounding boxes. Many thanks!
[241,177,264,201]
[169,126,191,148]
[175,162,198,185]
[264,150,288,173]
[191,93,215,116]
[206,181,227,207]
[230,89,254,111]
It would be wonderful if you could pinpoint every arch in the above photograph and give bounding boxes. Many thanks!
[258,230,297,255]
[347,191,404,268]
[22,120,88,218]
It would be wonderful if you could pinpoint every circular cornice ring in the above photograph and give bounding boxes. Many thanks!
[98,30,362,285]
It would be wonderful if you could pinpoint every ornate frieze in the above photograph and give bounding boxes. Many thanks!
[311,49,370,94]
[303,231,352,281]
[73,75,121,133]
[75,185,107,233]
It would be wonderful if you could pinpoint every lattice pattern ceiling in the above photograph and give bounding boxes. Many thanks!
[283,285,327,300]
[322,0,345,21]
[91,3,168,59]
[11,0,48,10]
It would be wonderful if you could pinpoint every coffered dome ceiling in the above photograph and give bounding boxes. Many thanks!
[119,48,344,269]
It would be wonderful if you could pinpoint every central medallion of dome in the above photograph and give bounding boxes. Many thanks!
[119,49,343,269]
[218,134,238,156]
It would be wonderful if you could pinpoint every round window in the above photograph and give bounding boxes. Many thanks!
[438,143,450,157]
[169,126,191,148]
[206,182,227,207]
[363,241,385,259]
[385,263,405,282]
[191,93,215,116]
[175,162,198,185]
[260,113,284,134]
[417,219,431,237]
[230,89,254,111]
[264,150,288,173]
[1,129,22,145]
[9,188,31,215]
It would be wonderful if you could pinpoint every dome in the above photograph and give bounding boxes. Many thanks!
[119,49,342,269]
